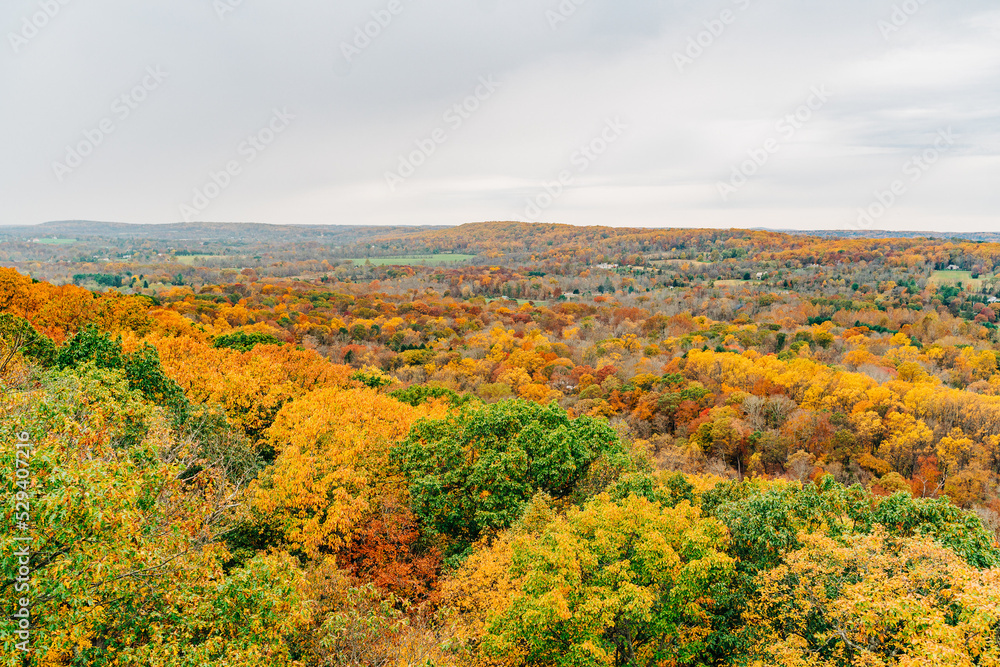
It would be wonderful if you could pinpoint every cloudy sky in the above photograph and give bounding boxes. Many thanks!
[1,0,998,231]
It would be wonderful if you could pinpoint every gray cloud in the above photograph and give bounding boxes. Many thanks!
[1,0,997,231]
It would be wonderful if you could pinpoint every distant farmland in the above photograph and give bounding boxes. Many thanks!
[175,254,227,266]
[929,270,987,291]
[33,238,77,245]
[342,254,476,266]
[652,259,713,268]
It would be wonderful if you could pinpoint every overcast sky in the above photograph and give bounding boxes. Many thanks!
[1,0,998,231]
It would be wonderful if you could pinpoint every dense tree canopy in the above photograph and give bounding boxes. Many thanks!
[3,222,1000,666]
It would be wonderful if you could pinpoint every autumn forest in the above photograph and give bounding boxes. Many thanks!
[3,221,1000,667]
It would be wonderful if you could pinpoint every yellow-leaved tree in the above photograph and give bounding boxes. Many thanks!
[747,530,1000,667]
[250,386,446,558]
[477,493,734,667]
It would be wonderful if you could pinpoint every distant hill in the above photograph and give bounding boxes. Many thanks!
[759,228,1000,242]
[0,220,446,243]
[3,220,996,244]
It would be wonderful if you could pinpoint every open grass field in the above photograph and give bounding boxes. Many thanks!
[175,254,226,265]
[713,280,753,287]
[343,254,476,266]
[929,270,986,290]
[486,297,533,306]
[33,238,77,245]
[652,259,713,268]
